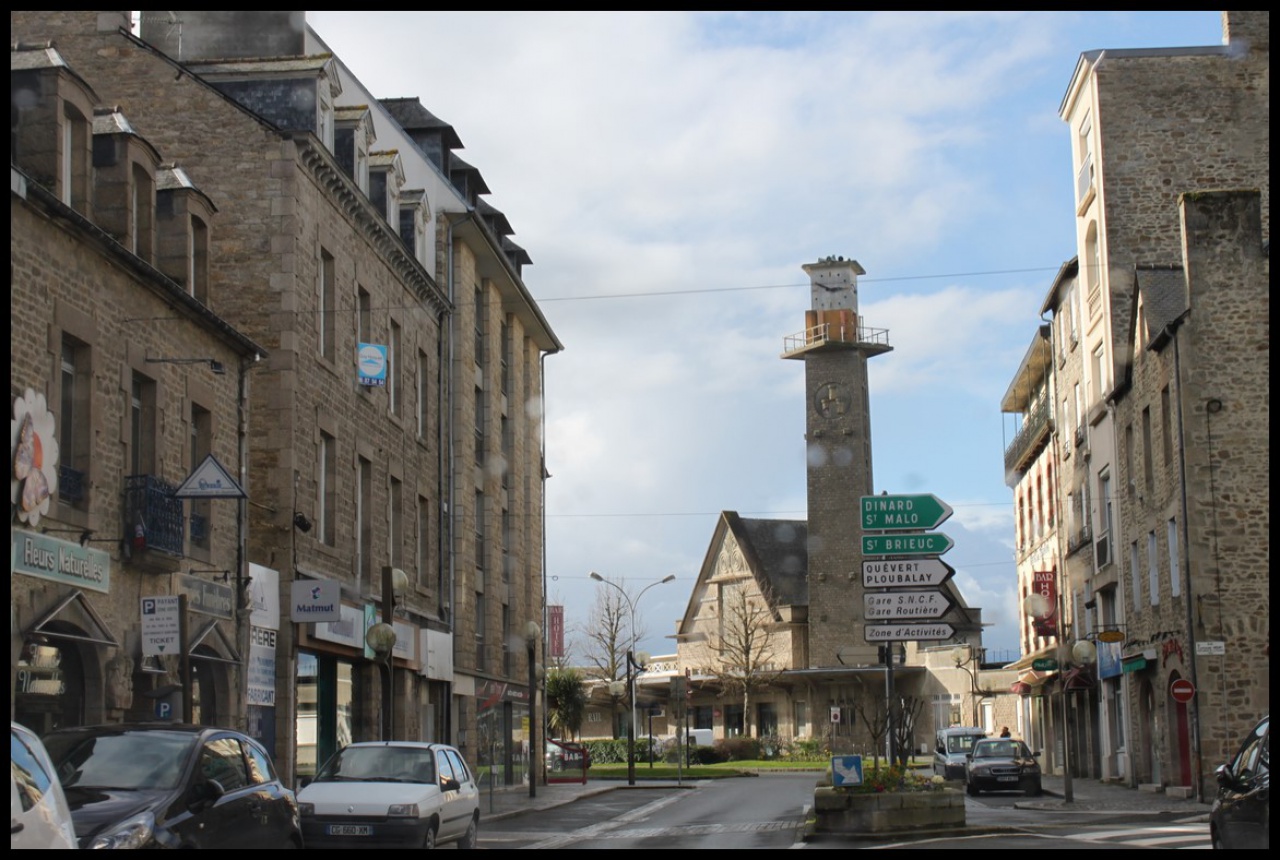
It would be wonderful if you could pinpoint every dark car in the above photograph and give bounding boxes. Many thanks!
[1210,714,1269,850]
[42,722,302,850]
[964,738,1042,796]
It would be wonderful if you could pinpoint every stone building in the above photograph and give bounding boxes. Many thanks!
[1008,9,1270,799]
[10,11,560,788]
[11,44,264,734]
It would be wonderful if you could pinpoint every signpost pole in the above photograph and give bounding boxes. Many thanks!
[179,594,192,723]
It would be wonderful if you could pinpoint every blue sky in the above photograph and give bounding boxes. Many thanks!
[308,11,1224,663]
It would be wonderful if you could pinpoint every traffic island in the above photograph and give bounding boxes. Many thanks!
[811,784,966,836]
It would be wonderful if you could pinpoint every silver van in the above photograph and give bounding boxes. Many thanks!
[934,726,987,780]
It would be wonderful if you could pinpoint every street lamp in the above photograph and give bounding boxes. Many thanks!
[524,621,541,798]
[365,567,408,740]
[589,571,675,784]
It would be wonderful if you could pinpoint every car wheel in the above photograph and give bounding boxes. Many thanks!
[458,815,478,850]
[423,822,438,850]
[1210,826,1226,850]
[966,782,979,797]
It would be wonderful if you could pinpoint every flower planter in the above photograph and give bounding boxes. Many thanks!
[812,785,965,835]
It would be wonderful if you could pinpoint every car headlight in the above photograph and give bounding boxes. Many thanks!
[89,810,156,850]
[387,803,419,817]
[298,802,314,817]
[971,766,991,777]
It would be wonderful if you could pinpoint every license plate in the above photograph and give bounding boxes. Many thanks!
[996,776,1018,782]
[327,824,372,836]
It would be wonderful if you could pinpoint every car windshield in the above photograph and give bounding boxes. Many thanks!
[314,746,436,783]
[947,735,981,754]
[974,741,1026,759]
[44,730,195,791]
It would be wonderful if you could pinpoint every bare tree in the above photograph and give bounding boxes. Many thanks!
[577,585,643,738]
[707,581,782,738]
[893,695,924,769]
[852,679,890,771]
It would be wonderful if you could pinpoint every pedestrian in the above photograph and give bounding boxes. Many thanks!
[999,726,1011,738]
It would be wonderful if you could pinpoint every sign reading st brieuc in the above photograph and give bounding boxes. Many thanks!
[860,493,954,531]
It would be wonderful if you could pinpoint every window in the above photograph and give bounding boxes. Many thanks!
[319,249,336,362]
[388,476,403,568]
[59,335,91,505]
[501,507,511,583]
[129,372,157,477]
[1147,532,1159,606]
[474,490,485,575]
[190,215,209,304]
[131,162,154,261]
[389,319,402,416]
[417,349,430,442]
[199,739,247,792]
[1090,343,1105,405]
[318,432,336,546]
[475,591,486,670]
[793,701,808,738]
[357,287,372,345]
[1167,519,1180,598]
[417,494,431,591]
[473,286,484,366]
[1141,407,1154,496]
[1130,541,1141,611]
[1075,111,1094,204]
[501,415,511,490]
[502,603,512,676]
[357,456,372,584]
[474,387,485,467]
[500,321,510,397]
[1160,385,1173,466]
[62,103,90,212]
[1125,424,1136,499]
[189,402,212,550]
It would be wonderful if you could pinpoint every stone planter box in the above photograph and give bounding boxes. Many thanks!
[812,786,965,835]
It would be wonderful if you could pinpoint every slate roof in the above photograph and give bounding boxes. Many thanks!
[379,97,463,149]
[725,513,808,608]
[1134,265,1187,347]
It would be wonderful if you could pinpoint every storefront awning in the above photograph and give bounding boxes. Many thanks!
[1120,648,1157,674]
[23,589,119,648]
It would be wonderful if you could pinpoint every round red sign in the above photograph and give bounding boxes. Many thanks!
[1170,679,1195,703]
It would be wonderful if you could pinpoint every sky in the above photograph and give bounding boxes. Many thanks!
[307,11,1224,665]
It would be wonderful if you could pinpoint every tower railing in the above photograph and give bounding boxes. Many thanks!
[783,322,890,353]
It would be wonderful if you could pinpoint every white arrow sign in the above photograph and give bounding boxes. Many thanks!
[864,622,955,642]
[862,558,955,588]
[864,590,952,620]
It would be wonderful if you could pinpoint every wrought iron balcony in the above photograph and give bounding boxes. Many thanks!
[124,474,185,556]
[1003,398,1053,486]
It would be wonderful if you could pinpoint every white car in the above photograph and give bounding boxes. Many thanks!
[10,722,77,849]
[297,741,480,849]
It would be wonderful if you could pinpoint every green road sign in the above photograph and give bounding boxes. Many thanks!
[862,532,954,556]
[860,493,953,531]
[1032,658,1059,671]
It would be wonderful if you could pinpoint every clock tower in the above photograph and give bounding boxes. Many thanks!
[783,256,892,668]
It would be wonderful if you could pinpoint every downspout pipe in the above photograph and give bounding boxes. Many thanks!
[1168,321,1203,803]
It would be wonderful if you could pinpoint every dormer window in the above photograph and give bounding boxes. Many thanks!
[398,190,429,265]
[156,165,216,303]
[368,150,405,226]
[11,46,96,215]
[92,109,161,263]
[334,105,373,193]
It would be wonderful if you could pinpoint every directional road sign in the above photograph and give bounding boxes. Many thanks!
[864,622,955,642]
[860,493,953,531]
[862,558,955,588]
[862,532,954,557]
[864,590,952,621]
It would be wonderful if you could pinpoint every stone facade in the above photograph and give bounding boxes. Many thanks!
[11,11,560,788]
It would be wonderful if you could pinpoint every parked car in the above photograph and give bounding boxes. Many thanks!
[964,737,1042,796]
[11,721,78,849]
[42,722,302,849]
[934,726,987,780]
[297,741,480,849]
[1210,714,1269,850]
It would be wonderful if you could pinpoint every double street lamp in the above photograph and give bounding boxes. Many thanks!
[589,571,675,785]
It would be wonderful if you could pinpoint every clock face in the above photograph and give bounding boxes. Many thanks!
[814,382,850,419]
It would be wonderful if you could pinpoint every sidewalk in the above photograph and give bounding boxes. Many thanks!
[1021,773,1213,818]
[477,776,692,823]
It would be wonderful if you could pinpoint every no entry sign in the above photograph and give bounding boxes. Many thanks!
[1170,678,1196,703]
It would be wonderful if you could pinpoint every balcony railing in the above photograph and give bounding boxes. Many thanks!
[1076,152,1093,203]
[783,322,890,354]
[1003,399,1053,484]
[124,474,185,556]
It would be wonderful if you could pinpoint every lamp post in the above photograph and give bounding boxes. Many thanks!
[524,621,541,798]
[365,567,407,741]
[953,644,988,726]
[589,572,675,783]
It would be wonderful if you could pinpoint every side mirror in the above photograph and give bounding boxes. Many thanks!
[191,778,225,809]
[441,776,461,792]
[1215,763,1233,788]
